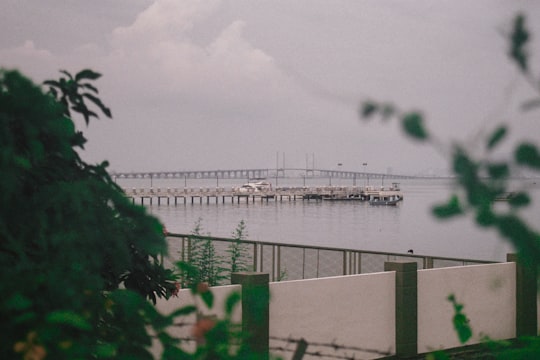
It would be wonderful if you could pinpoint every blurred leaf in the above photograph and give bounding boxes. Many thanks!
[360,101,378,119]
[432,195,462,219]
[476,206,496,227]
[521,97,540,112]
[75,69,101,81]
[448,294,472,344]
[80,82,98,94]
[515,143,540,169]
[94,343,117,357]
[200,290,214,309]
[169,305,197,318]
[508,192,530,208]
[487,126,507,150]
[225,291,241,317]
[59,69,74,80]
[508,14,529,73]
[487,163,509,179]
[5,293,32,311]
[46,310,92,331]
[380,103,395,120]
[83,93,112,118]
[401,112,428,141]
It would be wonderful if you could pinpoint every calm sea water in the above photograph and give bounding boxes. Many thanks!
[117,177,540,262]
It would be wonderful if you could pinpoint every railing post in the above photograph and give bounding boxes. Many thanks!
[507,253,537,337]
[231,272,270,359]
[385,261,418,358]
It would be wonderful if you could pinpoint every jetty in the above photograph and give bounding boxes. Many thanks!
[122,183,403,205]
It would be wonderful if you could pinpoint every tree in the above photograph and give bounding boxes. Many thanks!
[0,69,177,359]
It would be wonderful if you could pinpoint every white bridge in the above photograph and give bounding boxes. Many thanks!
[112,167,417,181]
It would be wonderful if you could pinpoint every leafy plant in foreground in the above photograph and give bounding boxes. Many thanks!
[361,13,540,358]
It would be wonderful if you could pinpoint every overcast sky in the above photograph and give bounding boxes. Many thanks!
[2,0,539,175]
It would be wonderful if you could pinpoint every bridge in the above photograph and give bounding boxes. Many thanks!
[111,167,417,181]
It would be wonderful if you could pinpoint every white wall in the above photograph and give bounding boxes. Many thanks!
[147,262,521,359]
[417,263,516,353]
[269,272,395,360]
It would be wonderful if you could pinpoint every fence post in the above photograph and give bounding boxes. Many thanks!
[507,253,537,337]
[385,261,418,358]
[231,272,270,359]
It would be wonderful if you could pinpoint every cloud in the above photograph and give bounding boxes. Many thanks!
[104,0,289,114]
[0,40,57,79]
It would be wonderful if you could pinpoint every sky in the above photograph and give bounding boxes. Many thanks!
[1,0,540,176]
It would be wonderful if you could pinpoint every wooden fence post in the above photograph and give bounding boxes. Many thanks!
[507,253,538,337]
[385,261,418,358]
[231,272,270,359]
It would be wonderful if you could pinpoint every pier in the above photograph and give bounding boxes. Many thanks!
[122,185,403,205]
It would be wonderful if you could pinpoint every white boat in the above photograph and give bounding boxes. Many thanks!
[235,179,272,193]
[368,183,403,206]
[369,197,400,206]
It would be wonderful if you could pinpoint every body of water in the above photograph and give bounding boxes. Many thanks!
[117,177,540,262]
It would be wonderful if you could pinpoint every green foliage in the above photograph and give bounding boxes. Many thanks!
[0,69,181,359]
[447,295,472,344]
[44,69,112,125]
[360,101,429,141]
[184,218,228,287]
[508,14,530,73]
[361,13,540,358]
[227,220,252,274]
[401,112,429,141]
[0,69,258,359]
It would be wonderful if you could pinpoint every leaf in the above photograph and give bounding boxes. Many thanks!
[453,313,473,344]
[508,14,529,73]
[360,101,378,119]
[75,69,102,81]
[447,294,472,344]
[225,291,241,316]
[83,93,112,118]
[43,80,61,87]
[81,82,99,94]
[59,69,74,80]
[476,206,496,227]
[46,310,92,331]
[169,305,197,318]
[487,126,507,150]
[515,143,540,169]
[508,192,530,208]
[200,290,214,309]
[487,163,509,179]
[401,112,428,141]
[432,195,462,219]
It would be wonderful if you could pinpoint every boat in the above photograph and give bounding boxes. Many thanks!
[369,198,400,206]
[235,179,272,193]
[368,191,402,206]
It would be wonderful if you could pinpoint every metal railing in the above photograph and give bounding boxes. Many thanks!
[164,233,495,282]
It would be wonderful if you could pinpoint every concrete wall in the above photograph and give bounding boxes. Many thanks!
[268,272,395,360]
[417,263,516,353]
[148,261,528,359]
